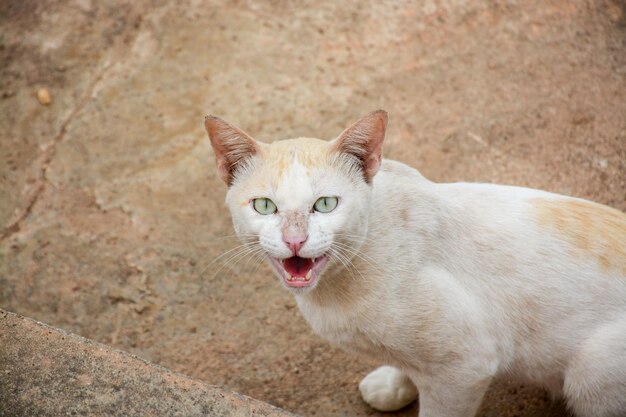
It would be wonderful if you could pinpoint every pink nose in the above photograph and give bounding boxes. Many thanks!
[284,235,307,255]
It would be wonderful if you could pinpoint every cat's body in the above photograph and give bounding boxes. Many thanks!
[205,111,626,417]
[299,159,626,416]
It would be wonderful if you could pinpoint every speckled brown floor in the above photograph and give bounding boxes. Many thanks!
[1,1,624,416]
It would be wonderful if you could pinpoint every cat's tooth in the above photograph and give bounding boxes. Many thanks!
[305,270,312,281]
[287,275,294,281]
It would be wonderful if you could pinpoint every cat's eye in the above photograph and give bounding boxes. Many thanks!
[313,196,338,213]
[252,198,277,215]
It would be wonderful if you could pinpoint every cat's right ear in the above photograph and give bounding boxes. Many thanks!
[331,110,388,183]
[204,115,260,186]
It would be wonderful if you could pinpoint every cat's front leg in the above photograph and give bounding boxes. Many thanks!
[412,371,493,417]
[359,366,418,411]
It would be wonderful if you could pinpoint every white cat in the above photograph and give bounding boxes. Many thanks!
[204,111,626,417]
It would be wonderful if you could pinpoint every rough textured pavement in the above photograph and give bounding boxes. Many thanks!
[0,309,296,417]
[1,1,625,416]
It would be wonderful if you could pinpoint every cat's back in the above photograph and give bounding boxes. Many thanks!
[436,181,626,277]
[372,159,626,281]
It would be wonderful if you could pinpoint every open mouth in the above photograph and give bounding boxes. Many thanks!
[268,254,330,288]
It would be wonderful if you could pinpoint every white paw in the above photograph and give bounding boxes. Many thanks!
[359,366,418,412]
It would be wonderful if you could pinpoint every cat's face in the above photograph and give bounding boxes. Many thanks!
[205,111,387,293]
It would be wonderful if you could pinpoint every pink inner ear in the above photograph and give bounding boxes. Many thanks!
[216,160,231,183]
[333,110,388,183]
[364,154,382,179]
[204,115,259,185]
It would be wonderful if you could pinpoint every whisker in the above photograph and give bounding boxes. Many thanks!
[231,246,269,279]
[223,243,264,269]
[329,246,360,282]
[199,244,260,294]
[337,244,365,280]
[192,233,259,267]
[241,246,268,271]
[196,241,257,277]
[328,247,350,275]
[252,253,269,275]
[331,241,384,275]
[248,250,272,276]
[207,244,262,281]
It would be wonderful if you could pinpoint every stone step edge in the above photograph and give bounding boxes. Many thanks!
[0,309,299,417]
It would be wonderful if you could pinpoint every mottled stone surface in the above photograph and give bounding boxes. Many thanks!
[1,1,624,416]
[0,309,296,417]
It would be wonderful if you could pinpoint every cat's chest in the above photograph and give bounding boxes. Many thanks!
[296,297,391,352]
[297,298,363,341]
[296,298,420,368]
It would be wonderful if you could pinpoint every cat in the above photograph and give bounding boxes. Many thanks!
[204,110,626,417]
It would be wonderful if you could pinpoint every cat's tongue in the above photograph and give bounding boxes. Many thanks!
[283,256,314,277]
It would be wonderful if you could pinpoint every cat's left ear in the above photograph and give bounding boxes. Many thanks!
[204,115,260,186]
[332,110,388,183]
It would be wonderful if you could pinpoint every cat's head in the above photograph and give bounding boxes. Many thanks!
[204,111,387,293]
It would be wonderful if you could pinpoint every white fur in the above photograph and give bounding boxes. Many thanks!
[221,146,626,416]
[359,365,419,411]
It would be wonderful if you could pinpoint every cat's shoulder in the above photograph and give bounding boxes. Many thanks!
[377,159,430,183]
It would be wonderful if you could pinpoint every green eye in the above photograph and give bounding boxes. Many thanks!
[252,198,277,215]
[313,196,338,213]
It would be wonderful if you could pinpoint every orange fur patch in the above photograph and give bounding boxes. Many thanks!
[532,198,626,274]
[261,138,331,177]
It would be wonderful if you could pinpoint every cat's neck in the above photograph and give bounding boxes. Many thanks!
[296,253,381,309]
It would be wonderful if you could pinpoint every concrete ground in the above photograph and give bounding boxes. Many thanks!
[0,309,296,417]
[1,1,625,416]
